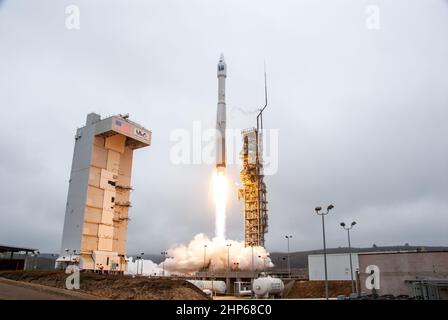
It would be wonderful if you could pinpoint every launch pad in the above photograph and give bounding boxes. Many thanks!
[56,54,271,279]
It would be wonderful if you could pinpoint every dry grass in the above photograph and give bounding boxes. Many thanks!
[0,270,209,300]
[287,280,352,298]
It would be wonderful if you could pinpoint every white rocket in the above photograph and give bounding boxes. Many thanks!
[216,53,227,172]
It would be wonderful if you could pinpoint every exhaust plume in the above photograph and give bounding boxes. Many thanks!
[162,233,273,274]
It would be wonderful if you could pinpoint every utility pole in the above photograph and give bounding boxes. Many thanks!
[251,246,254,273]
[226,244,232,272]
[285,235,292,278]
[203,245,207,270]
[161,251,168,276]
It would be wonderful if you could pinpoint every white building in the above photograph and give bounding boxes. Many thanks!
[57,113,151,273]
[308,253,359,281]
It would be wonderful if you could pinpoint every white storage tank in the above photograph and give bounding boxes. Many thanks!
[252,276,284,298]
[187,280,227,294]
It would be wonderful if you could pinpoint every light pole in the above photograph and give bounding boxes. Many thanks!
[31,251,40,270]
[340,221,356,294]
[140,252,145,275]
[258,255,267,272]
[135,256,141,275]
[315,204,334,300]
[203,245,207,270]
[37,251,40,269]
[251,246,254,273]
[226,244,232,272]
[285,235,292,278]
[161,251,168,276]
[65,248,70,266]
[277,256,286,271]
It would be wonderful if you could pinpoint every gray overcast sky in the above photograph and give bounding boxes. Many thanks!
[0,0,447,254]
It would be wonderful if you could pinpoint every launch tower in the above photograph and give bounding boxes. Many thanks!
[239,65,269,248]
[239,128,268,247]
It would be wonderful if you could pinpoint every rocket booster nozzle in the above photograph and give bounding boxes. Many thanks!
[216,165,226,175]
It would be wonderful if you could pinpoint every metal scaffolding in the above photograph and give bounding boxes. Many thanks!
[239,128,268,247]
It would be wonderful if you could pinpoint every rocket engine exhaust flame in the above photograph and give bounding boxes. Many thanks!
[213,169,228,240]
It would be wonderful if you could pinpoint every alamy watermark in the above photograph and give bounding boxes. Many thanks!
[365,5,381,30]
[65,5,80,30]
[169,121,279,175]
[365,265,380,290]
[65,265,80,290]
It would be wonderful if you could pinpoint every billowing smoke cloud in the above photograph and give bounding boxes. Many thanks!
[126,257,165,276]
[161,233,273,274]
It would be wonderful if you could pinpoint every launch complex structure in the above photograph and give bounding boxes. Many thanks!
[239,128,268,247]
[215,53,269,248]
[238,68,269,248]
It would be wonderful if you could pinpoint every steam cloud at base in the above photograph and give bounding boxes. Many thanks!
[161,233,274,274]
[126,257,165,276]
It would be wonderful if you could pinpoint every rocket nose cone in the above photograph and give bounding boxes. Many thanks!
[219,53,225,62]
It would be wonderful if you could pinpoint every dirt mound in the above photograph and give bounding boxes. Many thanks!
[287,280,352,298]
[0,271,209,300]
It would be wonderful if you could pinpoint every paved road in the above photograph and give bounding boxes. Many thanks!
[0,278,101,300]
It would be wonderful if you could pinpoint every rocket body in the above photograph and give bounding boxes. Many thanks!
[216,54,227,172]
